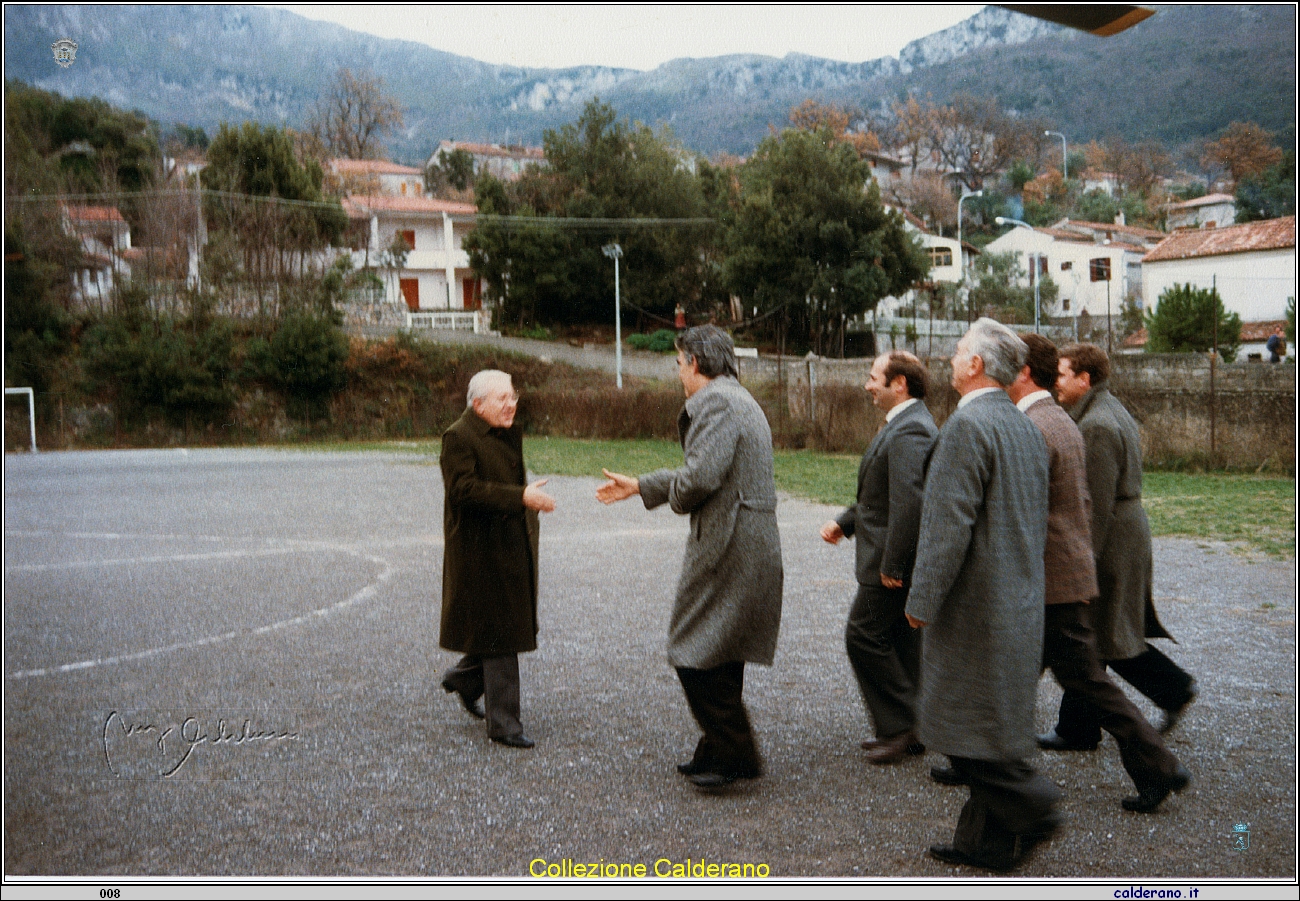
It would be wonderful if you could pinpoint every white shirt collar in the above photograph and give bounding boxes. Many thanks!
[958,386,1002,408]
[885,397,919,422]
[1016,389,1053,413]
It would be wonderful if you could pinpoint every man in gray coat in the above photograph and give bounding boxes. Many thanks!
[1050,344,1197,747]
[598,325,782,790]
[820,351,936,763]
[905,318,1059,872]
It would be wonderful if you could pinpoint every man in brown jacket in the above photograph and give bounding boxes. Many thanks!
[960,335,1188,813]
[439,370,555,748]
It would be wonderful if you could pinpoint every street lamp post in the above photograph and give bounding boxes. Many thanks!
[1045,130,1068,180]
[995,216,1042,333]
[958,189,983,322]
[602,243,624,389]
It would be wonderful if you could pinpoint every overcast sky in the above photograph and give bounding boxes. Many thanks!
[272,4,986,71]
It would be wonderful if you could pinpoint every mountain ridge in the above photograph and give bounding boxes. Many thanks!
[4,5,1293,162]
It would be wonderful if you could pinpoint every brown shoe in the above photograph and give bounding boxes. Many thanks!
[865,731,925,765]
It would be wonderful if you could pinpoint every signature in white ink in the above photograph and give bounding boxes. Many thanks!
[102,711,299,777]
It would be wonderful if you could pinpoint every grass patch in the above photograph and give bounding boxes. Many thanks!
[287,437,1295,558]
[1142,472,1295,558]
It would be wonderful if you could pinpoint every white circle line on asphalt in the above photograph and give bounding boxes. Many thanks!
[5,550,395,681]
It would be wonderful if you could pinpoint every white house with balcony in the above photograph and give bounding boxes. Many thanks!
[982,223,1145,328]
[1141,216,1295,358]
[341,194,488,331]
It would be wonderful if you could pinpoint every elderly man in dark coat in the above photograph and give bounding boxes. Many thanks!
[905,318,1059,872]
[439,370,556,748]
[598,325,782,790]
[1049,344,1197,747]
[820,351,937,763]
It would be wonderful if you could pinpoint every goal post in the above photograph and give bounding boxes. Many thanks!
[5,387,36,453]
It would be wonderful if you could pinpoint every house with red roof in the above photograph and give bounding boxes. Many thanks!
[62,205,132,308]
[341,194,484,324]
[1141,216,1296,360]
[429,141,545,183]
[1164,193,1237,231]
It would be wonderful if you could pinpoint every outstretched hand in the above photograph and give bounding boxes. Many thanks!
[596,469,639,504]
[523,479,556,513]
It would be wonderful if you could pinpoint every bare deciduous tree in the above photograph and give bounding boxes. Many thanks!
[309,68,404,161]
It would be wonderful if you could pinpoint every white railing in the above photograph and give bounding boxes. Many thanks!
[407,310,483,333]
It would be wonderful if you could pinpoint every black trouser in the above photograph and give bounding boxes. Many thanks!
[442,654,523,740]
[845,582,921,740]
[949,757,1060,860]
[1043,604,1181,790]
[1055,642,1195,746]
[676,662,762,777]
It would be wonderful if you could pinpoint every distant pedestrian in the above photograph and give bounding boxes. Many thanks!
[675,303,687,330]
[1266,326,1286,363]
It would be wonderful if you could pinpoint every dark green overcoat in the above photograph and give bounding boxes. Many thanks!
[438,407,540,655]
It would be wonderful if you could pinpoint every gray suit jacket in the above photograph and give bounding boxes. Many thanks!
[1067,383,1170,659]
[905,390,1049,761]
[639,376,784,669]
[835,400,938,585]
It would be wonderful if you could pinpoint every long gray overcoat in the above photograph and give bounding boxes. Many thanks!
[1067,383,1171,660]
[639,376,783,670]
[438,407,540,656]
[905,390,1049,761]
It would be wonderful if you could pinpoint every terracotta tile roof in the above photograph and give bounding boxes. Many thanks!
[1241,320,1289,341]
[342,195,477,218]
[331,159,424,176]
[64,205,126,222]
[1122,327,1148,348]
[1039,227,1094,243]
[442,141,545,160]
[1052,218,1166,242]
[1165,192,1236,211]
[1142,216,1295,262]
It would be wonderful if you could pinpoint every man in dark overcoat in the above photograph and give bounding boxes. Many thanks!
[1049,343,1197,745]
[905,318,1059,872]
[820,351,936,763]
[1004,335,1189,814]
[598,325,782,790]
[439,370,555,748]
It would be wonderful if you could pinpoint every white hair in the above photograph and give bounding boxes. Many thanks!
[466,370,513,407]
[964,318,1028,386]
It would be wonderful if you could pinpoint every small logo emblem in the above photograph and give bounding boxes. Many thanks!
[1232,823,1250,852]
[52,38,78,68]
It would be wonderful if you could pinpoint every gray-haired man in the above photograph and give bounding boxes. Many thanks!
[598,325,783,790]
[906,318,1060,872]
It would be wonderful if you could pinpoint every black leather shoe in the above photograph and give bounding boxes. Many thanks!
[930,765,967,786]
[1122,766,1191,813]
[928,844,1017,872]
[688,771,737,789]
[677,761,703,776]
[1037,730,1098,752]
[1160,686,1197,736]
[441,679,485,719]
[491,733,535,749]
[864,731,925,765]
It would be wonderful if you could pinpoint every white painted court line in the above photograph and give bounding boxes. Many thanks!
[5,546,395,681]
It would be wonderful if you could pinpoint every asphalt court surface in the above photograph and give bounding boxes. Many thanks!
[4,448,1296,880]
